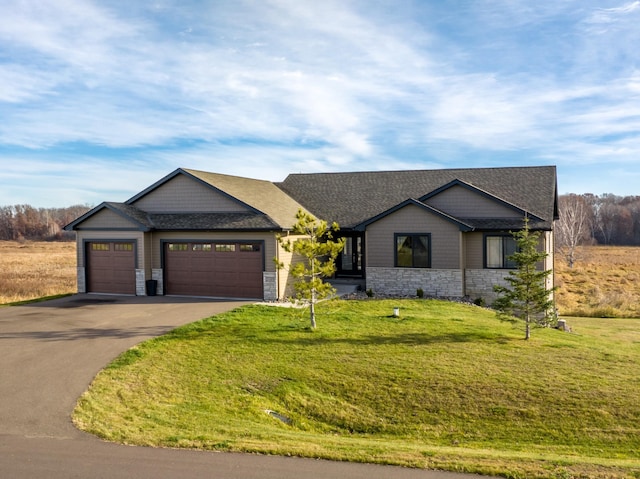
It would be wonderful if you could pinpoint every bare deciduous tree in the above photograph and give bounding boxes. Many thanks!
[0,204,91,241]
[556,194,591,267]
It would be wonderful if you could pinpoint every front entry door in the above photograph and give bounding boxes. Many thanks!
[337,234,364,277]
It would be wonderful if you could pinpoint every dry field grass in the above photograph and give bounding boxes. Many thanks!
[555,245,640,318]
[0,241,76,304]
[1,241,639,318]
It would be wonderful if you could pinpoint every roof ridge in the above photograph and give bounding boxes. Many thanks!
[181,168,275,184]
[283,165,555,177]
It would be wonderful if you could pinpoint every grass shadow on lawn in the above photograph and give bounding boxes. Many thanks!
[254,330,515,346]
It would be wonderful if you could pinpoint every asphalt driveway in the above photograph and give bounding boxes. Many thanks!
[0,294,491,479]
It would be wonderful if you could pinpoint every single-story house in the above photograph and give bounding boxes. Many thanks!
[64,165,558,303]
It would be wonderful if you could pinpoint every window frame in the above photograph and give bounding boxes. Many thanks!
[484,233,518,269]
[394,233,431,268]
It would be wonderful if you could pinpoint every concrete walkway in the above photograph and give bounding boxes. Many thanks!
[0,294,492,479]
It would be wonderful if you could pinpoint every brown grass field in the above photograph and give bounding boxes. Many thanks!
[555,245,640,318]
[0,241,76,304]
[1,241,640,318]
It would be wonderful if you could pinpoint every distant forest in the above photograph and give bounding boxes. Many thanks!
[558,193,640,246]
[0,204,91,241]
[1,193,639,246]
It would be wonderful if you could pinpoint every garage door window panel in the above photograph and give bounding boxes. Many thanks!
[192,243,212,251]
[164,241,264,298]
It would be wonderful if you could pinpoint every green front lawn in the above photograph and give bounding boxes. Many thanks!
[74,299,640,478]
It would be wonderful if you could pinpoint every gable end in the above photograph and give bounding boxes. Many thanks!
[420,179,545,222]
[125,168,263,215]
[355,198,474,232]
[64,202,151,231]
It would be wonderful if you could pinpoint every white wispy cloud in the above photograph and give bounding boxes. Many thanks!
[0,0,639,205]
[585,0,640,24]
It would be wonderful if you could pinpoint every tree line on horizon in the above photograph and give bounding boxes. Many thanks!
[557,193,640,245]
[555,193,640,268]
[1,192,639,246]
[0,204,91,242]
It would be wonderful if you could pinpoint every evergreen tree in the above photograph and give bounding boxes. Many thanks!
[275,210,346,329]
[493,217,557,340]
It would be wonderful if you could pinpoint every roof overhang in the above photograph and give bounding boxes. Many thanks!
[63,202,152,231]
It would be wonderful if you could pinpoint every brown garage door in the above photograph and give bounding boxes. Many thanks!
[86,241,136,294]
[165,242,263,298]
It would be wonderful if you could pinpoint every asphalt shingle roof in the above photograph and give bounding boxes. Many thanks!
[74,203,280,231]
[149,212,279,230]
[66,165,557,233]
[181,168,307,228]
[276,166,557,229]
[459,217,551,231]
[104,202,154,229]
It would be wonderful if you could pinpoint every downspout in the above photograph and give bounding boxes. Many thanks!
[551,227,556,312]
[275,232,281,300]
[460,229,466,297]
[150,230,153,281]
[275,229,290,300]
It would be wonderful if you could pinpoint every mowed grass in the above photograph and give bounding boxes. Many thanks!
[0,241,76,304]
[555,246,640,318]
[74,299,640,479]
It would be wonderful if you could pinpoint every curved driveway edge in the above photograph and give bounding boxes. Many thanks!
[0,294,493,479]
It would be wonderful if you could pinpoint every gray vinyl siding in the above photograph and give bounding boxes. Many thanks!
[275,233,306,299]
[366,204,461,269]
[424,184,522,218]
[131,174,250,213]
[75,208,139,229]
[464,232,484,269]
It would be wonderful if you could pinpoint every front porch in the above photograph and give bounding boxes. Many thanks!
[328,277,366,297]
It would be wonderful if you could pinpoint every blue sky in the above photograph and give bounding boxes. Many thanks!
[1,0,639,207]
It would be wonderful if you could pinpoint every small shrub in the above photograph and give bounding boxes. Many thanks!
[591,307,618,318]
[416,288,424,298]
[474,297,486,307]
[366,288,374,297]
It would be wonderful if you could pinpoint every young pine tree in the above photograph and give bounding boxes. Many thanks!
[275,210,346,329]
[493,216,556,340]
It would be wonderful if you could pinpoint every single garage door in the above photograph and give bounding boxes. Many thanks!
[86,241,136,294]
[165,241,263,298]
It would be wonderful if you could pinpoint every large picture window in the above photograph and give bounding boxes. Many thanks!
[485,235,518,268]
[395,234,430,268]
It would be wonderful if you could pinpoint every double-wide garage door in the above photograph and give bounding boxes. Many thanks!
[165,241,263,299]
[86,241,136,295]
